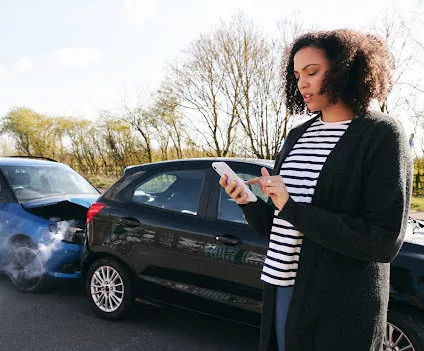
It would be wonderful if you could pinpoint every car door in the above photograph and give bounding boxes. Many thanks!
[107,163,218,309]
[197,161,271,324]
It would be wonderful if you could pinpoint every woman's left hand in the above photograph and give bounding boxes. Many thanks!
[245,167,289,210]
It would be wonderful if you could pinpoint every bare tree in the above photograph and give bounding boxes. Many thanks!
[225,14,308,159]
[215,15,282,159]
[371,8,422,114]
[152,87,187,159]
[116,91,154,163]
[166,14,308,159]
[410,0,424,53]
[167,27,241,157]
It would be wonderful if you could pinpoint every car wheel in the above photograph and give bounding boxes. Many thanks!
[384,307,424,351]
[7,243,46,293]
[86,258,133,320]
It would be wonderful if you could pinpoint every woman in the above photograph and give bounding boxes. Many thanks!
[220,29,412,350]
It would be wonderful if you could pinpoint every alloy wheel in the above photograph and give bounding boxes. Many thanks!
[384,322,415,351]
[90,265,125,313]
[8,246,44,291]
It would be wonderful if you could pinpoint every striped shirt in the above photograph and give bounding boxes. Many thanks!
[261,116,352,287]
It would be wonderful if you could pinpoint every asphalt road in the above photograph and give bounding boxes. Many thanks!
[0,276,259,351]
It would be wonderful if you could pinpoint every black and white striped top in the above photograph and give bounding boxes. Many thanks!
[261,116,352,287]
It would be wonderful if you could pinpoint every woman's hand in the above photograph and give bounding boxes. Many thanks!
[219,174,251,205]
[245,167,289,210]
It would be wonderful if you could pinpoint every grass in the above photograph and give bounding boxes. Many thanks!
[411,196,424,211]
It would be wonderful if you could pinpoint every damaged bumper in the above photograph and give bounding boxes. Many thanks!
[40,240,83,279]
[22,194,99,280]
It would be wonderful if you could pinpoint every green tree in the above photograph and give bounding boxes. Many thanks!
[1,107,64,159]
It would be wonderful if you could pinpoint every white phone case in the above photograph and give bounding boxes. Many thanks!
[212,161,257,202]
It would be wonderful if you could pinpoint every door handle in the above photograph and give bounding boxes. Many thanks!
[119,217,140,227]
[215,234,241,245]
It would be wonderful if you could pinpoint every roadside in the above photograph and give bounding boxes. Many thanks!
[409,211,424,220]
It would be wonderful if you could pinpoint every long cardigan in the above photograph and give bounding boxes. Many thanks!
[241,111,413,351]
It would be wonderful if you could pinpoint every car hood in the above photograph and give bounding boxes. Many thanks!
[22,194,99,209]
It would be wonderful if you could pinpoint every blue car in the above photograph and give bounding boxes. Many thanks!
[0,157,99,292]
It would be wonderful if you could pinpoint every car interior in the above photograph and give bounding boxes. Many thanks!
[132,171,205,216]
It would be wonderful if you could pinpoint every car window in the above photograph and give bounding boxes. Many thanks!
[132,169,206,216]
[218,171,268,223]
[0,165,98,202]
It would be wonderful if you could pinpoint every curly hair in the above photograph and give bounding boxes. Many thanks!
[284,29,395,116]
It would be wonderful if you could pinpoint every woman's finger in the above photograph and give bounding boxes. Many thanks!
[219,174,228,187]
[245,177,260,185]
[261,167,270,177]
[230,183,245,199]
[236,192,249,204]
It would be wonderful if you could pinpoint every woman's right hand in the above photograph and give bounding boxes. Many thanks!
[218,174,250,205]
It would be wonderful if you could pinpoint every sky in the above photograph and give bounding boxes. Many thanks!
[0,0,422,122]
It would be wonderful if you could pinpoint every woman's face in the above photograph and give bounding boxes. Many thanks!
[293,46,331,112]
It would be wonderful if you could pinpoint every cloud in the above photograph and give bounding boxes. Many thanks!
[13,57,33,73]
[53,48,103,68]
[0,65,5,74]
[121,0,156,23]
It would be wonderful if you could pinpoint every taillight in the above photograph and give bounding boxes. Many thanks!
[86,202,106,224]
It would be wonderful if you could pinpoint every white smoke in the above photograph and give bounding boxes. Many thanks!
[3,220,78,284]
[38,220,75,261]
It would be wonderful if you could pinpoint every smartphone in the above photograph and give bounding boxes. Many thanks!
[212,161,257,202]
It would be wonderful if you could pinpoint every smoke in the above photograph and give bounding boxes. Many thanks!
[38,220,76,261]
[5,245,45,282]
[2,220,78,286]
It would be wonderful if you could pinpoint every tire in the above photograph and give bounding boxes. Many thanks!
[6,243,47,293]
[85,258,133,320]
[384,306,424,351]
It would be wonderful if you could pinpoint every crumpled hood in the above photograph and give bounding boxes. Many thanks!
[22,194,99,209]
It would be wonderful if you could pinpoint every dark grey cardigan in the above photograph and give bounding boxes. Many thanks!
[241,111,413,351]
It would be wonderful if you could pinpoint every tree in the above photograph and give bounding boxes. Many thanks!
[98,115,145,176]
[166,14,308,159]
[1,107,64,159]
[116,92,155,163]
[167,27,240,157]
[371,8,422,114]
[223,14,307,159]
[152,87,187,159]
[62,119,101,175]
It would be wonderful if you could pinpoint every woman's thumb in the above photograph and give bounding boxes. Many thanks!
[261,167,270,177]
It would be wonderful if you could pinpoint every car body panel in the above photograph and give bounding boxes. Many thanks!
[23,194,99,209]
[83,158,424,325]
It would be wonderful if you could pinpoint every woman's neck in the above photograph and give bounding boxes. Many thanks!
[321,102,355,123]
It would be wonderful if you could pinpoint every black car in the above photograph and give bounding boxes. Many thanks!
[82,158,424,351]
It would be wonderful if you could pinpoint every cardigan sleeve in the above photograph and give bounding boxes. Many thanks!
[239,197,275,238]
[277,120,413,263]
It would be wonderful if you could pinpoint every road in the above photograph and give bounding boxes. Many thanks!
[0,276,259,351]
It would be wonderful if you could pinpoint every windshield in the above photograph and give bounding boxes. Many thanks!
[1,164,99,202]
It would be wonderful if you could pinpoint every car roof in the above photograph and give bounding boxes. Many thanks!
[124,157,275,175]
[0,157,67,167]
